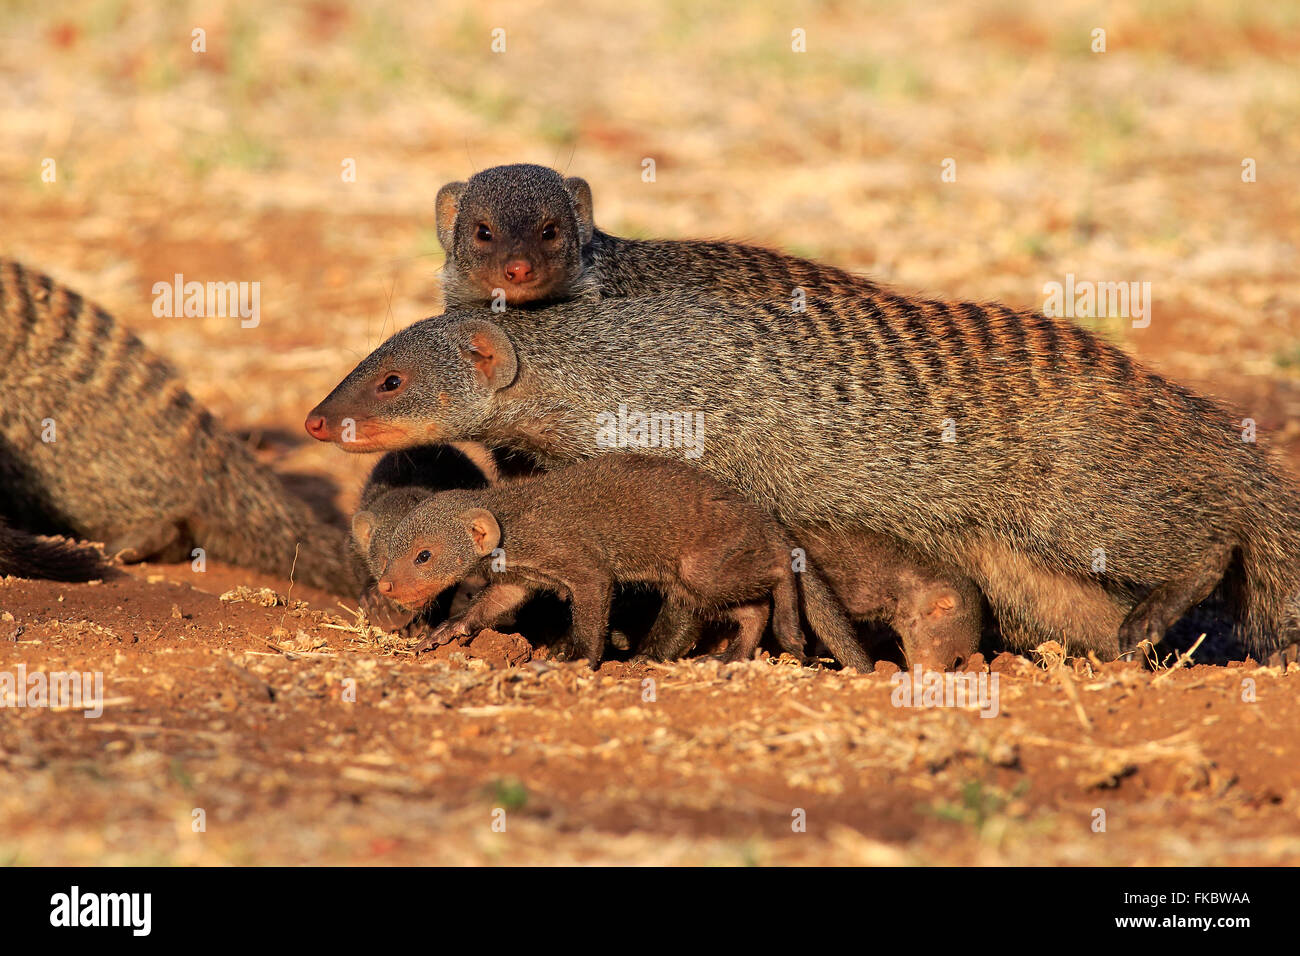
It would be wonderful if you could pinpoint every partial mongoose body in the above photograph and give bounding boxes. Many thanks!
[0,517,105,582]
[307,285,1300,659]
[0,259,353,594]
[375,455,873,671]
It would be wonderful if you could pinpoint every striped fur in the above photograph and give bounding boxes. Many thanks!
[0,259,353,594]
[310,280,1300,657]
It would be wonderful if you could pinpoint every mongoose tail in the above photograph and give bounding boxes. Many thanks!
[0,259,353,595]
[0,518,105,582]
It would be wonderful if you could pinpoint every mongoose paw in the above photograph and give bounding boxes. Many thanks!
[359,587,417,632]
[1116,614,1162,659]
[412,618,470,656]
[1267,640,1300,668]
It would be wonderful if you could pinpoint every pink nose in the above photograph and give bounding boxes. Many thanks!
[304,415,329,440]
[378,580,394,594]
[503,260,534,283]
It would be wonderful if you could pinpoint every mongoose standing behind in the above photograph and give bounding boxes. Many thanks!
[374,455,873,671]
[0,259,353,594]
[432,163,983,668]
[306,286,1300,660]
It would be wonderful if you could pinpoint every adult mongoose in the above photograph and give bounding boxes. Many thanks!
[306,290,1300,660]
[0,258,353,594]
[373,454,873,671]
[435,163,985,665]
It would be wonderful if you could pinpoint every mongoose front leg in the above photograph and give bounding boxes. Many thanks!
[412,581,533,655]
[360,583,418,631]
[1117,541,1236,659]
[768,573,809,661]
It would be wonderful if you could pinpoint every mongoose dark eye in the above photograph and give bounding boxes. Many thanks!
[540,223,557,241]
[377,374,403,393]
[414,550,432,566]
[476,224,493,242]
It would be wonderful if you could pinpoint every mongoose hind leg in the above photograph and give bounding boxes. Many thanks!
[563,575,614,670]
[639,601,703,661]
[718,600,771,663]
[769,573,808,661]
[1118,541,1235,659]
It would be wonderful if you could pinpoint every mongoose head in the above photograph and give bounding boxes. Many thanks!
[305,316,515,452]
[377,495,502,609]
[351,488,432,577]
[435,163,595,308]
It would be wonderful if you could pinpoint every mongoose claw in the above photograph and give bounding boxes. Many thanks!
[412,619,469,656]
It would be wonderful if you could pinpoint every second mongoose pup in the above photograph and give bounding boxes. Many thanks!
[0,259,354,594]
[350,442,497,630]
[373,455,874,671]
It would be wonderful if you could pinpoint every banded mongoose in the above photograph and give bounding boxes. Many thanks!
[0,259,353,594]
[306,286,1300,659]
[351,442,497,630]
[434,163,985,666]
[373,455,873,671]
[0,517,105,582]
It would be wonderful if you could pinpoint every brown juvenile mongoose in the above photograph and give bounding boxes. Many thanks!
[372,455,874,671]
[350,442,497,630]
[0,259,353,594]
[435,163,985,666]
[306,283,1300,660]
[0,517,105,581]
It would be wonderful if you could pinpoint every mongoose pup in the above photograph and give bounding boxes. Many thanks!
[435,163,985,667]
[794,527,982,671]
[0,517,105,582]
[373,455,874,671]
[350,442,496,630]
[307,289,1300,660]
[644,525,983,670]
[0,259,353,594]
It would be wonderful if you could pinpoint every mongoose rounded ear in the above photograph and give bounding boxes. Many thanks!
[435,181,467,252]
[563,177,594,245]
[352,511,377,552]
[461,508,501,557]
[451,319,517,392]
